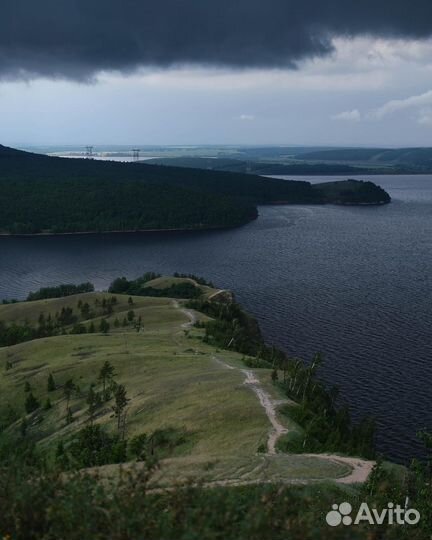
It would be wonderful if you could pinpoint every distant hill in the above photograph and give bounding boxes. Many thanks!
[146,156,375,175]
[0,145,390,234]
[295,147,432,170]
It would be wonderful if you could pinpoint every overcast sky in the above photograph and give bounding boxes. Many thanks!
[1,1,432,147]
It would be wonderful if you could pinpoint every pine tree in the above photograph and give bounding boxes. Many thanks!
[98,361,116,399]
[47,373,56,392]
[81,302,91,319]
[86,385,98,425]
[112,384,129,433]
[66,407,74,425]
[63,379,76,410]
[99,319,110,334]
[25,392,40,413]
[20,417,28,437]
[55,441,69,469]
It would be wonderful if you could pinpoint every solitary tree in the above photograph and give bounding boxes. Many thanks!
[44,398,52,410]
[112,384,129,435]
[25,392,40,414]
[86,385,98,426]
[20,417,28,438]
[66,407,74,425]
[47,373,56,392]
[98,361,116,399]
[63,379,76,408]
[81,302,91,319]
[99,319,110,334]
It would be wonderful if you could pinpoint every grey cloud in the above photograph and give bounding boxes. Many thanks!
[1,1,432,80]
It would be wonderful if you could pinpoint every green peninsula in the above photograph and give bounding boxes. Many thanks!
[0,145,390,234]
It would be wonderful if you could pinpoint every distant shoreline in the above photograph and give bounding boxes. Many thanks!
[0,222,251,238]
[0,199,392,238]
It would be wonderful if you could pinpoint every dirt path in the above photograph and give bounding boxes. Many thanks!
[172,303,375,485]
[172,300,197,329]
[241,368,288,454]
[207,289,228,301]
[214,355,375,484]
[215,356,288,455]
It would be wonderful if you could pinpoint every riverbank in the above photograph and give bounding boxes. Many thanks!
[0,220,255,237]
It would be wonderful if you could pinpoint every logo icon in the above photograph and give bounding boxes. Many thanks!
[326,502,353,527]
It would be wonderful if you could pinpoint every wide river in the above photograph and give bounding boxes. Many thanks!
[1,174,431,463]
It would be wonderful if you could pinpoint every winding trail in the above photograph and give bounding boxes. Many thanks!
[173,302,375,485]
[241,368,288,454]
[214,355,375,484]
[172,300,197,329]
[207,289,229,301]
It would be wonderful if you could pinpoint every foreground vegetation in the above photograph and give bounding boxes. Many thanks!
[0,274,430,538]
[0,434,430,538]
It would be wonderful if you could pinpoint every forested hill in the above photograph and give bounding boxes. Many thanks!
[0,145,390,234]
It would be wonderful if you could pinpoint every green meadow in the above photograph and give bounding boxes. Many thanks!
[0,281,355,484]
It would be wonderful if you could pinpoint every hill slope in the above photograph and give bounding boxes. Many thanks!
[295,146,432,170]
[146,156,375,175]
[0,278,374,486]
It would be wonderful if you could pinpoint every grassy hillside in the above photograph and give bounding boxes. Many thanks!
[2,278,427,539]
[0,278,365,485]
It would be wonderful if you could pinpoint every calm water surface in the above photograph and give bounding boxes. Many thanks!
[0,174,431,463]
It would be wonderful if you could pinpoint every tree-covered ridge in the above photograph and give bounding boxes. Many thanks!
[108,273,204,299]
[315,179,391,204]
[27,282,94,301]
[146,156,376,175]
[0,145,390,234]
[0,176,256,234]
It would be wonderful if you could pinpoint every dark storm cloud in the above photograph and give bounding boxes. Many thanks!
[1,0,432,80]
